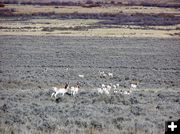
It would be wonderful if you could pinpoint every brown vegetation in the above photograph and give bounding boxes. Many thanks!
[0,2,179,38]
[0,3,5,7]
[1,0,180,8]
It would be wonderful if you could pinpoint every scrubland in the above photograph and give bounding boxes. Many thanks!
[0,2,180,134]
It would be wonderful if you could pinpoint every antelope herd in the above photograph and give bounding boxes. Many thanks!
[50,71,139,98]
[51,83,80,98]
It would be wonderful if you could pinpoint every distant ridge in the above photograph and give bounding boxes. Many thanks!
[1,0,180,8]
[1,0,179,4]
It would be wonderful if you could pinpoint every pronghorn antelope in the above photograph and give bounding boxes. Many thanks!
[97,87,109,94]
[97,88,104,94]
[112,83,119,93]
[106,84,112,91]
[113,85,117,89]
[51,83,69,98]
[69,83,80,96]
[113,83,119,89]
[131,83,137,89]
[99,71,113,78]
[103,88,110,95]
[99,71,107,78]
[123,90,132,95]
[108,72,113,77]
[130,80,139,89]
[105,84,112,94]
[101,84,106,88]
[116,84,120,88]
[78,74,84,78]
[97,84,112,95]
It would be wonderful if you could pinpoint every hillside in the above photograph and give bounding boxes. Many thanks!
[1,0,180,5]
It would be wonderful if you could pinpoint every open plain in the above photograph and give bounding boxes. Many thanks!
[0,1,180,133]
[0,36,180,134]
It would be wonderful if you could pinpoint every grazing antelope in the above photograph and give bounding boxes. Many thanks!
[130,80,139,89]
[108,72,113,77]
[51,83,69,98]
[97,84,110,95]
[97,88,104,94]
[113,85,117,89]
[113,83,120,93]
[123,90,132,95]
[106,84,112,91]
[115,89,124,94]
[103,84,111,95]
[101,84,106,88]
[99,71,107,78]
[78,74,84,78]
[103,88,110,95]
[69,83,80,96]
[131,83,137,89]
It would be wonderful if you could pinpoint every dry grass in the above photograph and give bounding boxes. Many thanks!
[0,20,179,38]
[0,18,99,28]
[0,123,165,134]
[0,4,179,38]
[0,123,123,134]
[5,4,180,15]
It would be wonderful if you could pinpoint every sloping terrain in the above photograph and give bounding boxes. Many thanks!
[1,0,179,5]
[0,3,179,38]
